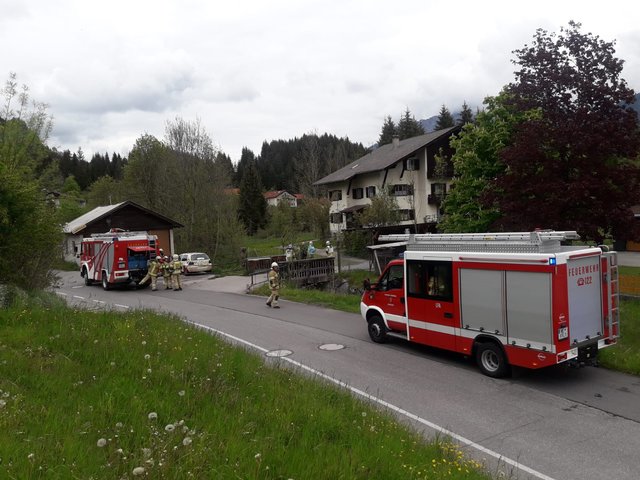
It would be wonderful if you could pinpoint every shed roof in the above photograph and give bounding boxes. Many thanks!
[314,127,459,186]
[63,200,183,235]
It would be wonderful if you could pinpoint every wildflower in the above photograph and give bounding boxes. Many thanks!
[142,448,152,458]
[178,390,185,397]
[28,453,35,460]
[148,412,158,421]
[133,466,145,476]
[255,453,261,459]
[97,438,107,447]
[115,422,123,428]
[0,400,6,409]
[165,424,175,433]
[183,437,192,446]
[144,354,150,360]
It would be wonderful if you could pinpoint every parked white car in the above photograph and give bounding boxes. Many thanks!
[179,252,213,275]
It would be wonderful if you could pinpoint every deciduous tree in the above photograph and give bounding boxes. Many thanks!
[496,21,640,242]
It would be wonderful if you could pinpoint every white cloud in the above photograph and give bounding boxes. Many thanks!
[2,0,639,162]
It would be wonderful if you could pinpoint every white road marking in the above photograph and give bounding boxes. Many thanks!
[71,285,83,289]
[93,300,105,304]
[188,320,557,480]
[114,304,130,309]
[56,292,67,297]
[72,295,84,300]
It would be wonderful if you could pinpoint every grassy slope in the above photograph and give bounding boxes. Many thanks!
[0,293,489,479]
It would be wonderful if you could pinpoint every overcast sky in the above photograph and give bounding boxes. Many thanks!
[2,0,640,163]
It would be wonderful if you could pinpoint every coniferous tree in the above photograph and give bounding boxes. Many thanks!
[434,105,455,130]
[458,101,474,126]
[397,108,425,140]
[238,160,267,235]
[378,115,397,145]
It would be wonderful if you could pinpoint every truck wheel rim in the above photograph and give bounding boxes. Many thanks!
[482,350,499,372]
[370,323,381,338]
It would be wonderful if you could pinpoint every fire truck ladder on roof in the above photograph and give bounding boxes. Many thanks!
[377,230,582,254]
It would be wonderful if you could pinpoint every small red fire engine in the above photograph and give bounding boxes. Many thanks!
[80,229,158,290]
[361,231,619,377]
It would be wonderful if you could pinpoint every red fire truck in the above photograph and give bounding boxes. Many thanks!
[361,231,619,377]
[80,229,158,290]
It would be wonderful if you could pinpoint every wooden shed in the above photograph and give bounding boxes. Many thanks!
[62,201,183,263]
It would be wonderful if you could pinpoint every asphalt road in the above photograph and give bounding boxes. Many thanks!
[53,271,640,480]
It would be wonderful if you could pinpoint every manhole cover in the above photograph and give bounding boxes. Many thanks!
[319,343,345,351]
[266,349,293,357]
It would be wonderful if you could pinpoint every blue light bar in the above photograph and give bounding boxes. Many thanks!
[549,257,556,265]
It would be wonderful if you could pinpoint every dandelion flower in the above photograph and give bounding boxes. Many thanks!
[165,424,175,433]
[144,354,150,360]
[178,390,185,397]
[97,438,107,447]
[132,466,145,476]
[142,341,147,345]
[183,437,192,446]
[0,399,6,409]
[28,453,35,460]
[255,453,261,459]
[148,412,158,421]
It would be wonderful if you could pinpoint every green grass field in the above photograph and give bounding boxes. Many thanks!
[0,292,490,479]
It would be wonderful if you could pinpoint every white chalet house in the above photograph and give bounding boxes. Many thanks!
[314,127,460,234]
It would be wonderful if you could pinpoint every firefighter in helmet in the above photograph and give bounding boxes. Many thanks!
[161,255,172,290]
[266,261,280,308]
[171,254,183,291]
[140,256,161,291]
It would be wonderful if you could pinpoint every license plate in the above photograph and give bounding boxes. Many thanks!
[558,326,568,340]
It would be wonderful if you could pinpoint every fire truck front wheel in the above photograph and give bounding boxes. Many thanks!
[367,314,388,343]
[82,268,93,286]
[475,342,510,378]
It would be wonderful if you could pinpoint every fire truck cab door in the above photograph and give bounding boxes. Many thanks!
[405,259,456,350]
[372,263,406,329]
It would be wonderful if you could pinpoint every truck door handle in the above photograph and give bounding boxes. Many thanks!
[444,312,453,319]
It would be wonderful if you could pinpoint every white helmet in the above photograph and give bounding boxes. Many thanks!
[156,256,161,260]
[271,262,279,268]
[326,240,331,245]
[173,254,179,260]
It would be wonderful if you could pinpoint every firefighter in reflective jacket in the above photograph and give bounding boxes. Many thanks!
[161,255,173,290]
[171,254,183,291]
[266,262,280,308]
[141,256,161,291]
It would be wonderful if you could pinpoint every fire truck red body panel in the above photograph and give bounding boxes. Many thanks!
[80,230,158,289]
[361,231,620,377]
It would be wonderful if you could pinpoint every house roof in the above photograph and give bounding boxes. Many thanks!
[63,200,183,234]
[264,190,292,199]
[340,204,367,213]
[314,127,459,186]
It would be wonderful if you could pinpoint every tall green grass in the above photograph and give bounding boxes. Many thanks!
[599,298,640,375]
[0,293,490,479]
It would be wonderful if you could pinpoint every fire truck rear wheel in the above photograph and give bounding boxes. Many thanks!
[368,314,388,343]
[102,273,111,291]
[475,342,510,378]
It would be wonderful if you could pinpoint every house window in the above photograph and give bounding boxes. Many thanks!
[330,213,342,224]
[397,209,415,221]
[366,186,376,198]
[352,188,364,199]
[329,190,342,201]
[405,157,420,171]
[391,184,413,196]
